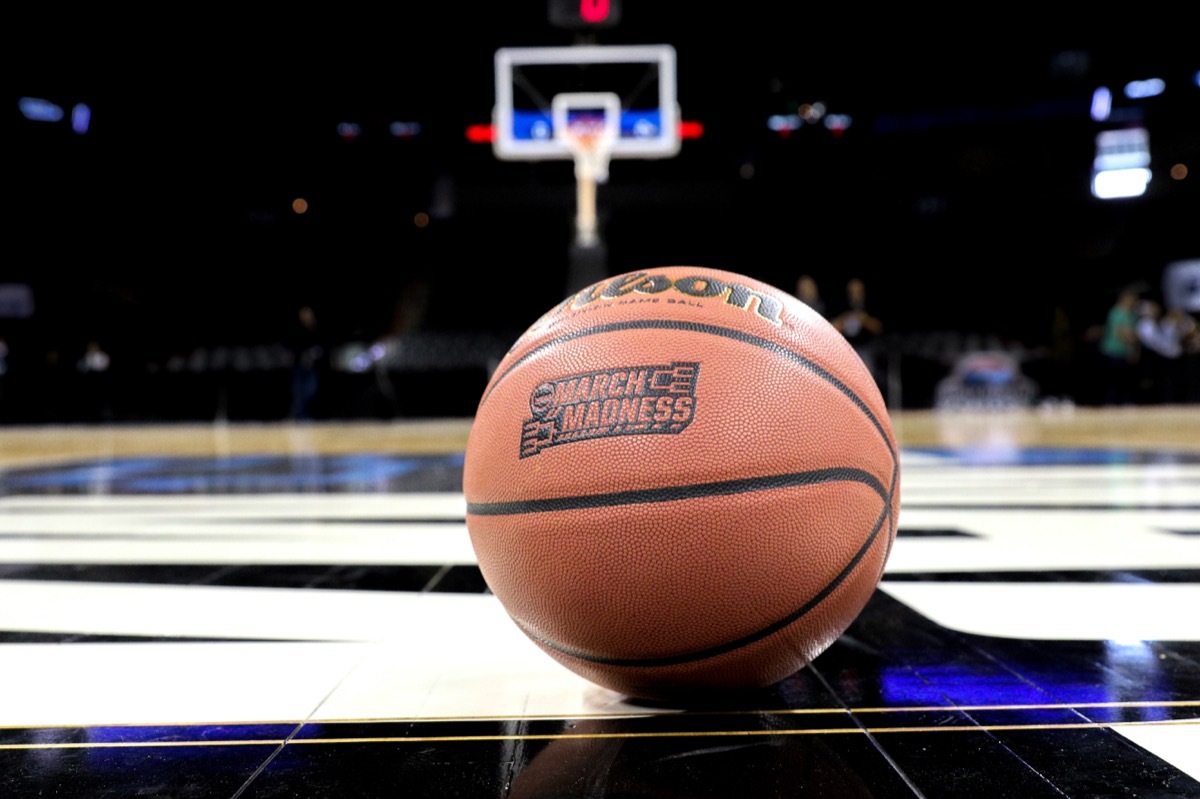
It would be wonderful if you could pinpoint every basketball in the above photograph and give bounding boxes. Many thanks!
[462,266,900,700]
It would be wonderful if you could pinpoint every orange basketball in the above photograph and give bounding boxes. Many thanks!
[463,266,899,700]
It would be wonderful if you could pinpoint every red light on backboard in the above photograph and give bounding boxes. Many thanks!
[679,120,704,139]
[466,124,494,143]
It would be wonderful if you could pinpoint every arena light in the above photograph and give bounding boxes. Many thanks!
[798,102,825,123]
[19,97,64,122]
[71,103,91,134]
[466,123,494,143]
[1090,86,1112,122]
[1092,168,1151,199]
[1124,77,1165,99]
[1091,127,1151,200]
[768,114,802,134]
[390,121,422,138]
[824,114,852,136]
[349,342,388,373]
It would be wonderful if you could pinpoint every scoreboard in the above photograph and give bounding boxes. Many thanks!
[548,0,622,30]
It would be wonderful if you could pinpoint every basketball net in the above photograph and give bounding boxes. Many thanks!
[564,119,614,248]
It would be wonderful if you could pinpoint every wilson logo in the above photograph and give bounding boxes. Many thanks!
[550,272,783,325]
[520,362,699,457]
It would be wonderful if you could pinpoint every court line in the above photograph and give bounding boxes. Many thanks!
[3,718,1197,750]
[852,700,1200,714]
[2,700,1196,730]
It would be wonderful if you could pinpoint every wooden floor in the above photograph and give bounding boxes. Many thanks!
[2,406,1198,467]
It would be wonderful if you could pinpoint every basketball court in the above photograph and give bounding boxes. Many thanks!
[1,408,1198,796]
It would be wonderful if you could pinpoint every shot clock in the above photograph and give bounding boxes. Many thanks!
[548,0,622,30]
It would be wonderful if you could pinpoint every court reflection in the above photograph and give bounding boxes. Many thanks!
[508,715,899,798]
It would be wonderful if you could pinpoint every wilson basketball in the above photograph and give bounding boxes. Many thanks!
[463,266,899,700]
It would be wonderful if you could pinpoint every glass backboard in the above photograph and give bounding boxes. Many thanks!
[493,44,680,161]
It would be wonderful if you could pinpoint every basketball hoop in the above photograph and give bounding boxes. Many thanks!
[553,93,620,248]
[564,123,612,247]
[562,118,614,184]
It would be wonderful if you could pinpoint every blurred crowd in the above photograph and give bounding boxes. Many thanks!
[792,273,1200,410]
[1092,285,1200,406]
[1,271,1198,425]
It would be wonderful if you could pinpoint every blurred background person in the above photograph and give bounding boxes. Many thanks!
[76,339,113,421]
[288,306,327,421]
[832,277,884,394]
[1138,300,1200,404]
[1098,285,1142,406]
[794,274,826,318]
[0,336,8,421]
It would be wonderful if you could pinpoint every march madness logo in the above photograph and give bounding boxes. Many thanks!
[520,363,699,457]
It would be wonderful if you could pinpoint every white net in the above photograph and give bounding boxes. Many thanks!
[564,120,614,184]
[552,92,620,186]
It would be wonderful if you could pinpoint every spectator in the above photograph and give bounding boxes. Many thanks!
[1138,301,1199,404]
[794,274,826,317]
[0,337,7,420]
[76,340,113,421]
[831,277,884,392]
[288,306,327,420]
[77,340,111,373]
[1098,286,1141,405]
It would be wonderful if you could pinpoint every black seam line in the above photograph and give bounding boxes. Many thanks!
[481,319,896,463]
[880,466,900,567]
[467,467,886,516]
[517,494,892,668]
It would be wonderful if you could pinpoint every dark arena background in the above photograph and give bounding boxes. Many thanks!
[7,8,1198,420]
[3,6,1200,798]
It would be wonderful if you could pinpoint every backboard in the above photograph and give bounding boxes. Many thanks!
[493,44,680,162]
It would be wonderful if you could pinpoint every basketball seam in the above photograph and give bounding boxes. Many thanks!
[512,495,893,668]
[466,466,885,515]
[480,319,896,462]
[475,317,900,566]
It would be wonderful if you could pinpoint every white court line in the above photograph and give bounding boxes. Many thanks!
[879,582,1200,641]
[1,469,1197,740]
[0,519,465,537]
[0,526,479,565]
[0,580,492,641]
[0,587,640,726]
[0,641,368,728]
[0,493,477,564]
[0,493,468,518]
[2,499,1197,569]
[897,463,1200,506]
[1114,723,1200,782]
[885,509,1200,573]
